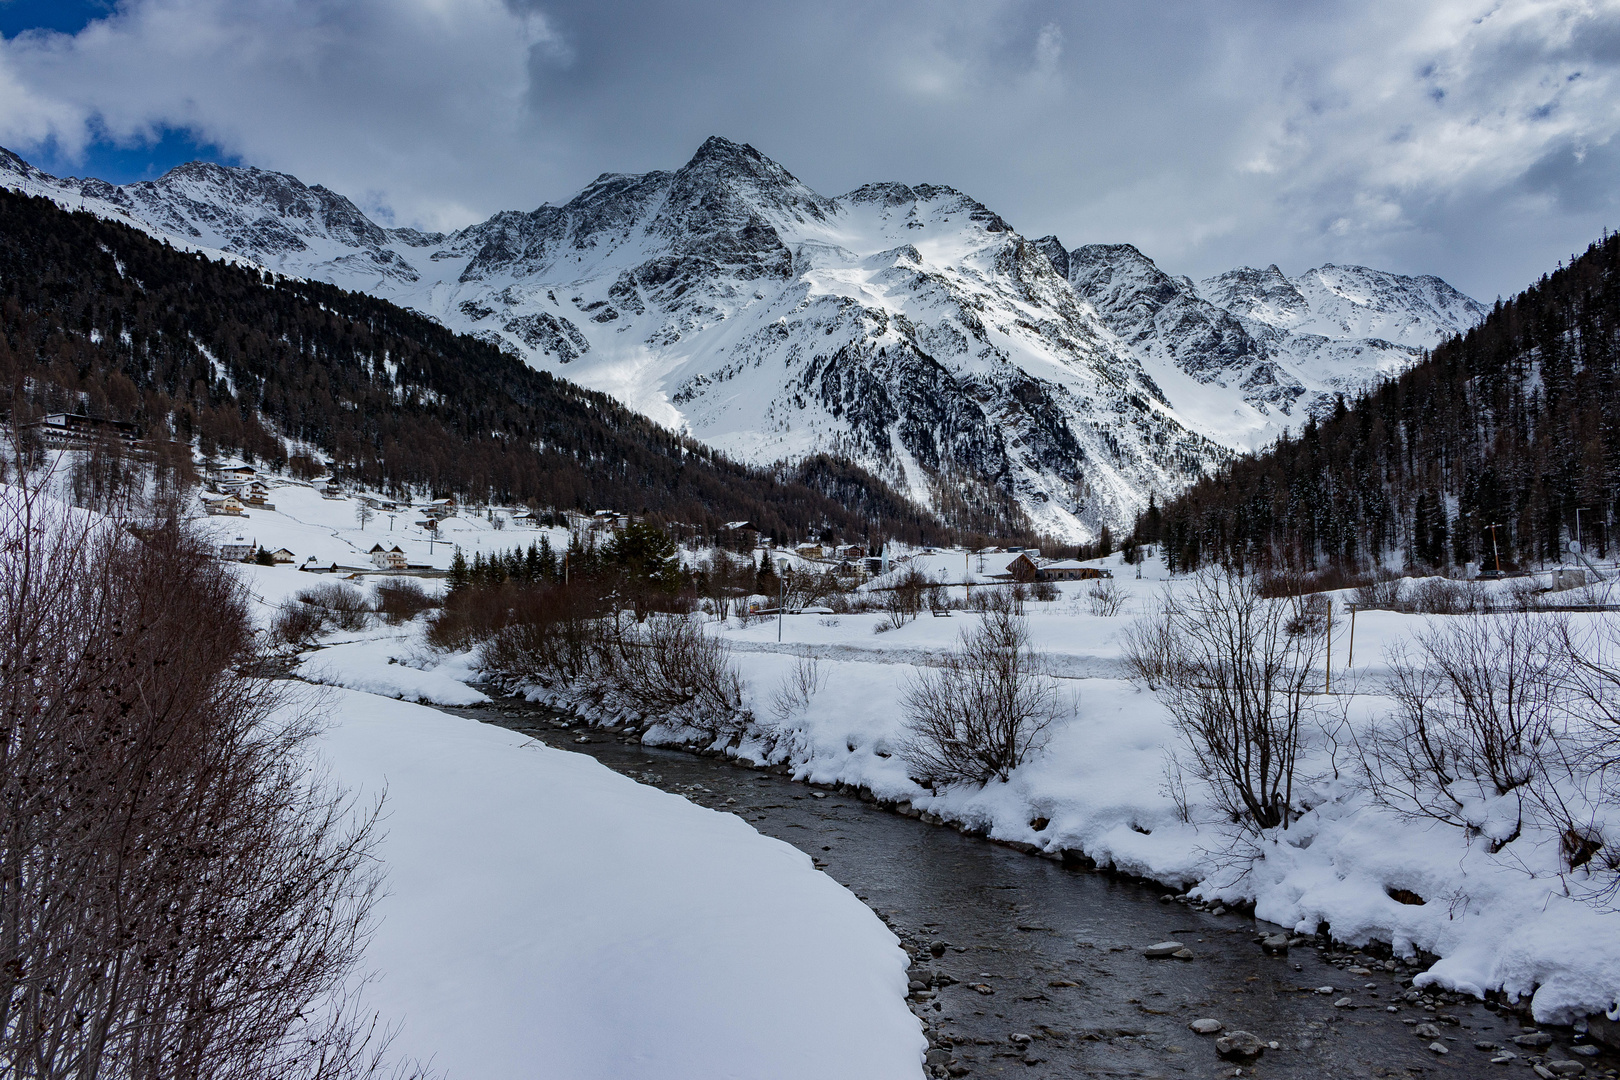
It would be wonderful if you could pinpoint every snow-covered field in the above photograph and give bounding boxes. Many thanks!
[301,552,1620,1029]
[309,687,924,1079]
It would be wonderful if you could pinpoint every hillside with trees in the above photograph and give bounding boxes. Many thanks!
[0,188,1032,547]
[1139,230,1620,575]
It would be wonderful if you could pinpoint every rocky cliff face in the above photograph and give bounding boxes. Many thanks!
[1050,243,1487,450]
[0,138,1483,540]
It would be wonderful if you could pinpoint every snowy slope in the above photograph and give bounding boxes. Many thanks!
[1050,244,1486,450]
[0,140,1482,537]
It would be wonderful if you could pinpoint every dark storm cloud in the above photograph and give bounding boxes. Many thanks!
[0,0,1617,300]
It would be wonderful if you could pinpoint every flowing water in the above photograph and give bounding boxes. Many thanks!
[438,697,1611,1079]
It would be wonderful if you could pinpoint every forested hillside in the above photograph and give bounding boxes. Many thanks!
[1140,230,1620,574]
[0,188,1017,546]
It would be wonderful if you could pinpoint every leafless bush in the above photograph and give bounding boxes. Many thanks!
[604,615,747,734]
[1284,592,1335,637]
[271,597,328,648]
[1123,568,1321,832]
[899,610,1065,786]
[473,583,607,681]
[0,480,418,1079]
[1086,579,1126,616]
[969,583,1026,616]
[1541,619,1620,893]
[1403,576,1483,615]
[1121,596,1181,690]
[1353,572,1403,610]
[768,651,826,725]
[298,580,372,631]
[1506,576,1546,612]
[1030,579,1059,602]
[374,577,437,623]
[1359,612,1564,850]
[880,568,931,628]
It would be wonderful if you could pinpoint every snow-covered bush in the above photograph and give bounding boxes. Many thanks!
[375,576,437,623]
[607,614,747,731]
[270,597,327,648]
[1085,579,1125,616]
[768,651,825,725]
[899,610,1063,786]
[1360,612,1564,851]
[296,580,372,631]
[1125,568,1321,832]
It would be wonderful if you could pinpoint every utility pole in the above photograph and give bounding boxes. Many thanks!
[1486,523,1504,574]
[1346,602,1357,669]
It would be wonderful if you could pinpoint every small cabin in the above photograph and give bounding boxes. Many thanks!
[219,536,255,561]
[1039,560,1113,582]
[270,548,296,564]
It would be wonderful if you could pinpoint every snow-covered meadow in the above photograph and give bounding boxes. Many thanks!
[293,550,1620,1031]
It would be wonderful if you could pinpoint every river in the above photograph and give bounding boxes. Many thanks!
[439,697,1608,1079]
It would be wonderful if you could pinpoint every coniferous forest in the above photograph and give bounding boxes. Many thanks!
[0,188,1034,547]
[1139,230,1620,575]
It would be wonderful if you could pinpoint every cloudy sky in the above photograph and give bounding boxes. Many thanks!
[0,0,1617,300]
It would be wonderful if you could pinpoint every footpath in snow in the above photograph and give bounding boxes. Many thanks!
[307,686,924,1079]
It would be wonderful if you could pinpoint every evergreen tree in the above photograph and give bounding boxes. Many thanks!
[447,547,470,593]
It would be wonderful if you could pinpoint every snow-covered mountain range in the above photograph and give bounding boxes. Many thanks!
[0,140,1484,541]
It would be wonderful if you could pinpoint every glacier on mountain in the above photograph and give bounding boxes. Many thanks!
[0,139,1484,541]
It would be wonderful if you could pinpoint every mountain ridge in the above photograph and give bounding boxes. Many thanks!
[0,138,1486,541]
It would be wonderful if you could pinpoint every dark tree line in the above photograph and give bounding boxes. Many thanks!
[1140,230,1620,575]
[0,189,1039,548]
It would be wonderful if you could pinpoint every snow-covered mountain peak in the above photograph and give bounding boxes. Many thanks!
[0,139,1485,539]
[1199,262,1485,349]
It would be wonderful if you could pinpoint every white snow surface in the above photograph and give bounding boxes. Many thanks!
[323,554,1620,1026]
[0,141,1484,541]
[310,687,924,1079]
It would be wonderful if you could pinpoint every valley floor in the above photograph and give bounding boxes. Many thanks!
[280,556,1620,1033]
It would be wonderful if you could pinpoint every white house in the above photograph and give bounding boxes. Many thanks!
[370,544,408,571]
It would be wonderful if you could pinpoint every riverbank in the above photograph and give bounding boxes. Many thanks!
[450,692,1619,1078]
[283,565,1620,1034]
[300,684,925,1079]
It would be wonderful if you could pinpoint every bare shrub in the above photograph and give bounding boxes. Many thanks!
[0,481,415,1079]
[298,580,372,631]
[271,597,328,648]
[768,651,826,725]
[1506,576,1546,612]
[900,610,1064,786]
[1284,592,1335,637]
[605,614,747,733]
[1124,568,1321,832]
[1030,579,1060,603]
[1086,579,1126,616]
[880,568,931,628]
[1353,572,1403,610]
[472,583,607,681]
[969,583,1026,616]
[1359,612,1565,849]
[1403,576,1483,615]
[1539,619,1620,893]
[1121,597,1181,690]
[375,577,437,623]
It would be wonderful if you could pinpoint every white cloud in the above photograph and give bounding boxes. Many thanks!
[0,0,565,229]
[0,0,1615,298]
